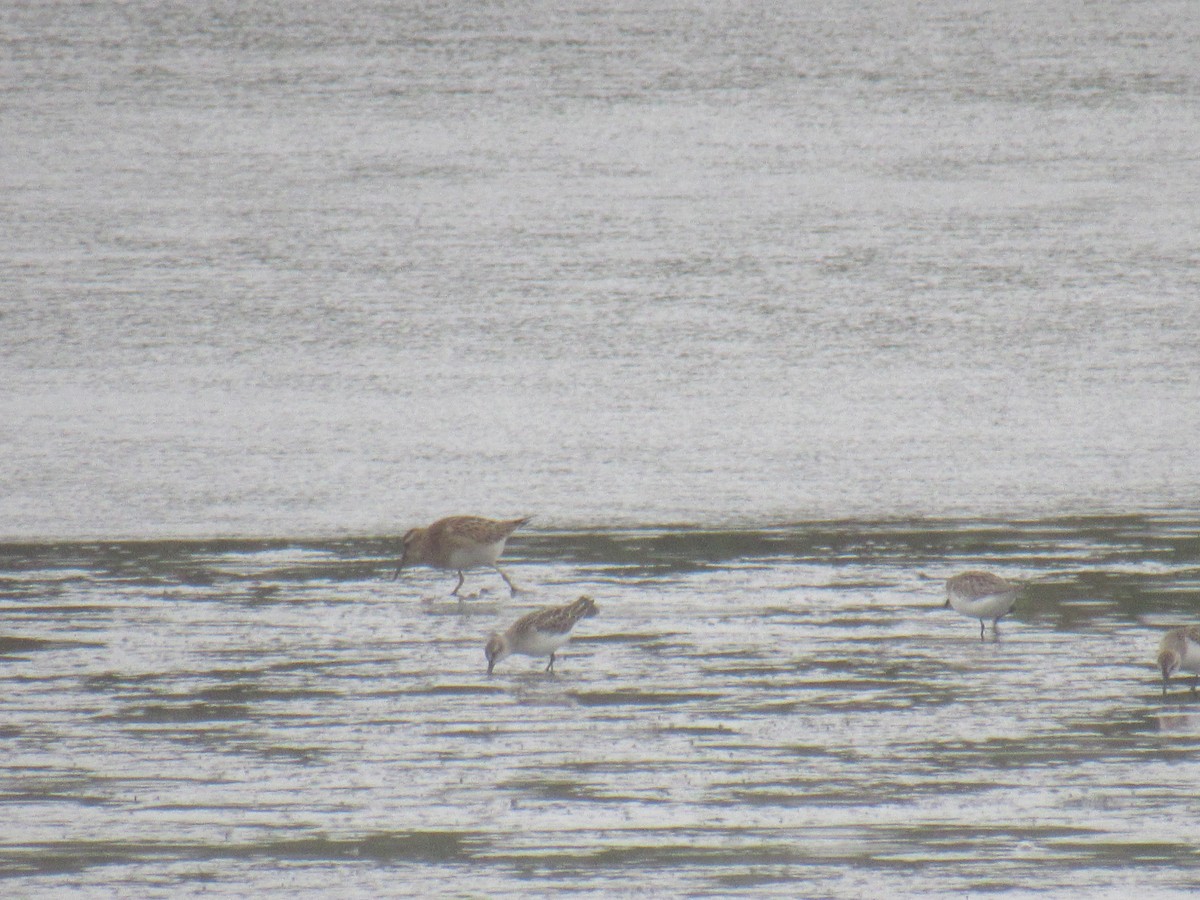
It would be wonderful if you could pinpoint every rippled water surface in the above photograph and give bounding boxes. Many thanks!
[4,0,1200,894]
[4,519,1200,895]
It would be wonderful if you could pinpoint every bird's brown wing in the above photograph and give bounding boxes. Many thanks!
[436,515,530,546]
[513,596,597,637]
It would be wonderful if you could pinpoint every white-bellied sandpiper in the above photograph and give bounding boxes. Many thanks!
[1157,626,1200,697]
[944,571,1021,640]
[394,515,531,598]
[485,595,598,674]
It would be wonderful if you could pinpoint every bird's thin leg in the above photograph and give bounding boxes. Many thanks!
[451,571,465,596]
[496,566,518,596]
[545,652,555,673]
[979,620,986,640]
[391,565,402,582]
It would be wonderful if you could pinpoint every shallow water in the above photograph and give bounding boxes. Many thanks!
[3,517,1200,895]
[4,1,1200,894]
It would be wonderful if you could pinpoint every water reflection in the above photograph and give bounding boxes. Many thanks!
[1155,711,1200,734]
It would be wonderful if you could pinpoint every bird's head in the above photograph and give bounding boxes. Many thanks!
[398,527,423,568]
[485,633,508,675]
[1159,648,1181,695]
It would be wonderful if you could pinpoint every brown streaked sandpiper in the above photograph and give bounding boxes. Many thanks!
[1157,626,1200,697]
[485,595,598,674]
[393,515,530,598]
[944,571,1021,640]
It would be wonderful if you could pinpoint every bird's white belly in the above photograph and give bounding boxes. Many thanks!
[515,630,571,657]
[1180,641,1200,675]
[949,590,1017,620]
[446,540,504,570]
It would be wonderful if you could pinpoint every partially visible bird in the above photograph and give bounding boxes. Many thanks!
[393,515,531,598]
[1157,626,1200,697]
[485,595,598,675]
[944,571,1021,640]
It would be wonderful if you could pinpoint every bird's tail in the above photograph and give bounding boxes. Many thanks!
[567,594,598,621]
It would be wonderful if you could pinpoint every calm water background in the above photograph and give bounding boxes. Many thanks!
[3,0,1199,537]
[3,0,1200,895]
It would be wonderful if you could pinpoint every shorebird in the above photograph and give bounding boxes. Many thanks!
[1157,626,1200,697]
[944,571,1021,640]
[485,595,598,674]
[393,515,530,598]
